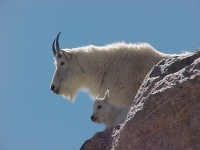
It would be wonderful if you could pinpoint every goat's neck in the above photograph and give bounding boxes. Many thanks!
[105,103,121,126]
[76,50,109,98]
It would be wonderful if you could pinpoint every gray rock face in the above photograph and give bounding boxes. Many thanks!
[80,48,200,150]
[80,130,113,150]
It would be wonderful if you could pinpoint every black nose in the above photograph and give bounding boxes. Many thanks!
[50,85,55,91]
[91,116,94,121]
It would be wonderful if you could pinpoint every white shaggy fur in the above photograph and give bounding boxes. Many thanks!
[91,90,131,130]
[51,40,171,106]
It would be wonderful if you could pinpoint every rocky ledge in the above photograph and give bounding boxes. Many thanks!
[80,48,200,150]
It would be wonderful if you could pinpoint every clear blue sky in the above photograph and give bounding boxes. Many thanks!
[1,1,199,150]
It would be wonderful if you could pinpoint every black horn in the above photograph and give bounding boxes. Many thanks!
[52,39,56,56]
[56,32,62,55]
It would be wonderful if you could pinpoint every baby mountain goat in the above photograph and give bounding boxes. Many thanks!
[91,90,131,130]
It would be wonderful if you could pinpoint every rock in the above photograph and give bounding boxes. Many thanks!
[80,129,113,150]
[113,48,200,150]
[80,48,200,150]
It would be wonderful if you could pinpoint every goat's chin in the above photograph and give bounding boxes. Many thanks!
[96,119,103,124]
[92,118,100,124]
[60,92,76,103]
[54,89,62,95]
[54,90,61,95]
[58,84,78,102]
[94,121,100,124]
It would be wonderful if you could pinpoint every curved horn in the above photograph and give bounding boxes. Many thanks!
[52,39,56,56]
[56,32,62,55]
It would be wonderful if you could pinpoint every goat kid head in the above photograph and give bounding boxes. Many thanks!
[91,90,110,124]
[50,32,83,101]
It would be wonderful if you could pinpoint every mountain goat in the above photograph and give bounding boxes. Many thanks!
[91,90,131,130]
[50,32,171,106]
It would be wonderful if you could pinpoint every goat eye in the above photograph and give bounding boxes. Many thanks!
[60,62,65,66]
[97,105,102,109]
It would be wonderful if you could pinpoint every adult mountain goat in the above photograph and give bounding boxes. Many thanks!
[50,32,171,106]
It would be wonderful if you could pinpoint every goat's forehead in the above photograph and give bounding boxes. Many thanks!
[94,100,103,106]
[53,56,66,65]
[55,56,65,61]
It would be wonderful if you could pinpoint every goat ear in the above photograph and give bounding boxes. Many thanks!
[95,94,99,100]
[61,50,72,60]
[104,90,109,102]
